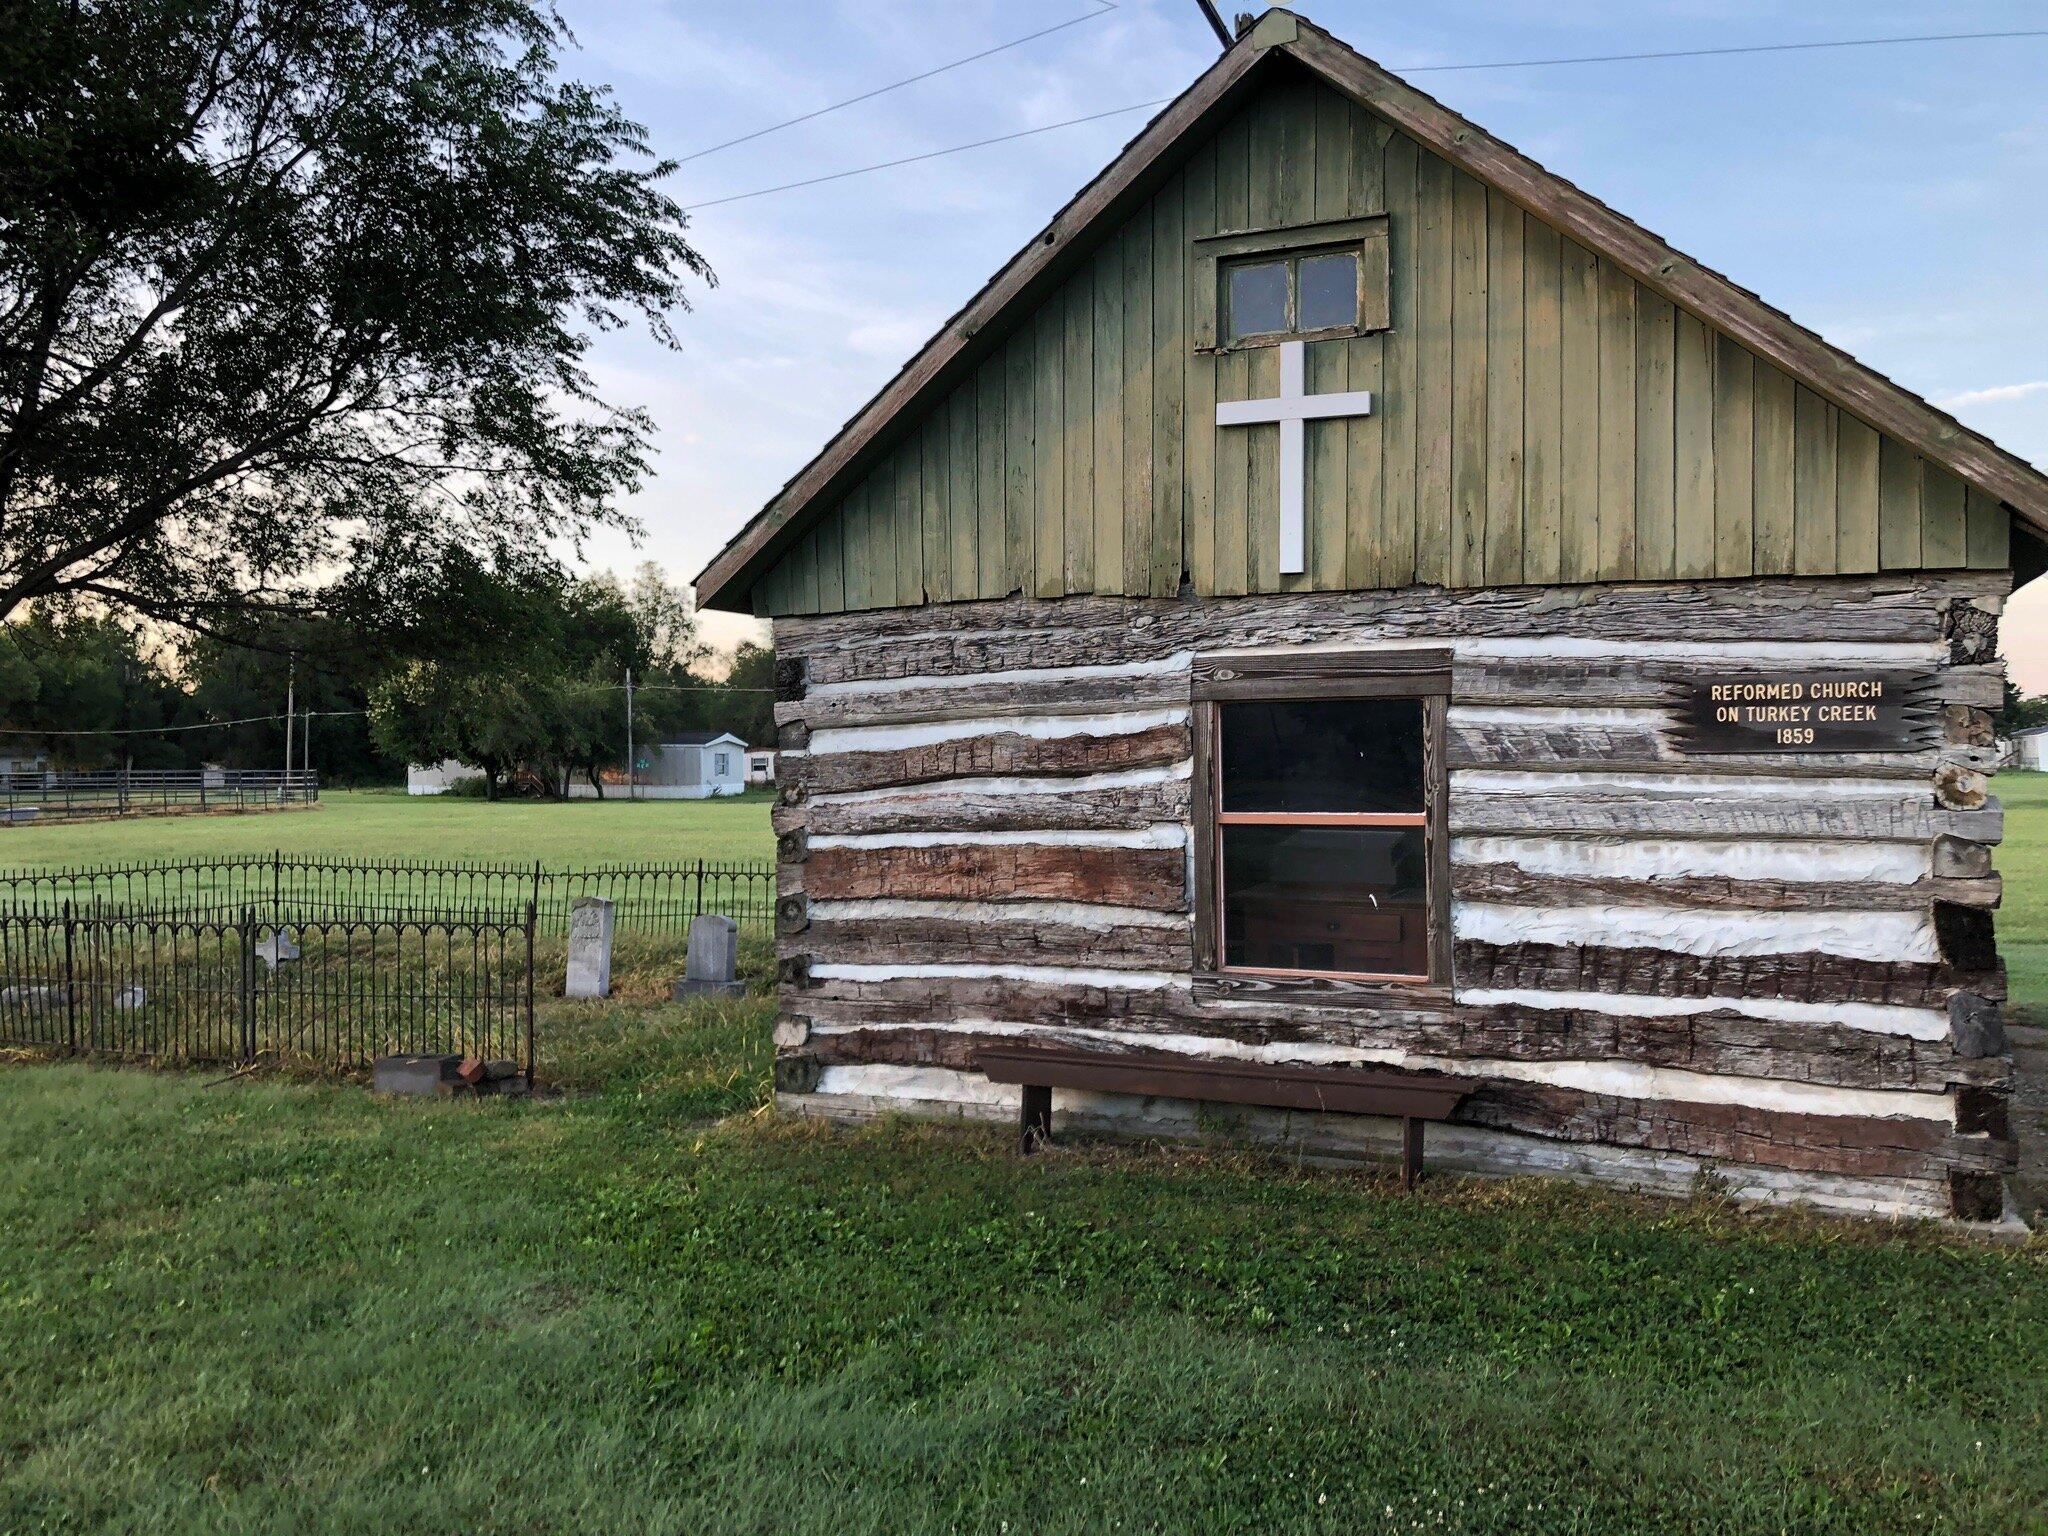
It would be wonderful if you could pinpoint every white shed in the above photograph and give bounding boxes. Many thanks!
[2005,726,2048,771]
[567,732,750,800]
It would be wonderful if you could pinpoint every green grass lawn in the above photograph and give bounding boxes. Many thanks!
[3,954,2046,1534]
[1998,771,2048,1020]
[0,787,776,868]
[1,776,2044,1530]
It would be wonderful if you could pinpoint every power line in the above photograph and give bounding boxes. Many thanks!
[685,99,1172,210]
[683,26,2048,212]
[0,710,367,738]
[678,1,1118,165]
[1403,26,2048,75]
[0,685,776,737]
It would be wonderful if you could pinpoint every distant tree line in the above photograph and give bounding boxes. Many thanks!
[0,561,773,794]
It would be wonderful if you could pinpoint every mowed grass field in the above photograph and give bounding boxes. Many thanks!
[1997,771,2048,1019]
[1,780,2045,1532]
[0,787,778,868]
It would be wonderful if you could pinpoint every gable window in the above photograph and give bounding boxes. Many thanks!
[1193,651,1450,987]
[1192,215,1391,352]
[1225,248,1361,344]
[714,752,731,776]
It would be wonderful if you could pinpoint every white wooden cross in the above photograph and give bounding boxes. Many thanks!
[1215,339,1375,574]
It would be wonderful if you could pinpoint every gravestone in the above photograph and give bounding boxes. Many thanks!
[672,914,743,999]
[565,896,615,999]
[255,927,300,971]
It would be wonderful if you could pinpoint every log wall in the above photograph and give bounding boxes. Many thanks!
[768,573,2017,1221]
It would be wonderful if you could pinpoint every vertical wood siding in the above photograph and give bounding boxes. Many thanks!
[754,69,2002,618]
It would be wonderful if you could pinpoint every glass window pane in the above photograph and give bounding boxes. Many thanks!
[1227,260,1289,339]
[1220,698,1425,814]
[1297,252,1358,331]
[1222,824,1429,975]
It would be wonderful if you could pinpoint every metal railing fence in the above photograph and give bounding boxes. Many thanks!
[0,903,535,1078]
[0,852,776,940]
[0,771,320,823]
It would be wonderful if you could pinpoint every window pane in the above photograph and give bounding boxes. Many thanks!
[1222,824,1429,975]
[1219,698,1425,814]
[1297,252,1358,331]
[1227,260,1289,339]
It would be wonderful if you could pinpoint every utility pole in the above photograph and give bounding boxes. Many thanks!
[625,667,636,801]
[282,656,296,802]
[1193,0,1233,49]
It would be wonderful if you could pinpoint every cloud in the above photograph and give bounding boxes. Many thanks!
[1937,381,2048,410]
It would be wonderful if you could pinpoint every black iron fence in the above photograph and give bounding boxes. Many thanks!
[0,853,776,939]
[0,904,535,1077]
[0,770,319,823]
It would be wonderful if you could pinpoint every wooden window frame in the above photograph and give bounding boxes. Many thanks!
[1191,216,1392,353]
[1191,649,1453,1003]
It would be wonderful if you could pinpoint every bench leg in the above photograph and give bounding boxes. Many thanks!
[1020,1084,1052,1153]
[1401,1117,1425,1191]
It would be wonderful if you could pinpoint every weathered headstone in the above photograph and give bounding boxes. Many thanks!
[255,927,300,971]
[672,913,743,999]
[565,896,616,999]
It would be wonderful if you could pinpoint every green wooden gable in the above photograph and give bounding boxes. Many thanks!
[729,32,2025,618]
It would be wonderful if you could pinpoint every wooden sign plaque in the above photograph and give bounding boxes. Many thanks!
[1669,670,1938,754]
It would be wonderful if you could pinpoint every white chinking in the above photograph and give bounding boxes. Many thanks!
[809,706,1188,756]
[1451,835,1932,883]
[1454,901,1937,963]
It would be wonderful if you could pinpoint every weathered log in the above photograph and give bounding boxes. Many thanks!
[808,914,1193,971]
[775,892,810,937]
[1949,992,2005,1059]
[786,1025,2007,1181]
[1934,764,1989,810]
[778,576,1992,685]
[804,779,1190,836]
[1942,703,1995,746]
[1452,863,2000,913]
[1453,938,2002,1008]
[1447,722,1990,780]
[1942,597,2000,665]
[1932,835,1994,879]
[795,721,1190,796]
[785,652,1996,729]
[1449,792,2001,843]
[795,982,2007,1092]
[804,843,1188,909]
[1454,1079,2011,1181]
[782,670,1188,731]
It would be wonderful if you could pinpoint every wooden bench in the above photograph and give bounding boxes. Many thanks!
[975,1045,1473,1190]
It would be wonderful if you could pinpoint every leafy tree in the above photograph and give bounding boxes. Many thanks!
[2,604,193,767]
[369,660,554,799]
[1997,677,2048,735]
[364,562,686,795]
[184,617,400,785]
[702,640,776,748]
[0,0,709,629]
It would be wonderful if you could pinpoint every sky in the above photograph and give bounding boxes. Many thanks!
[551,0,2048,685]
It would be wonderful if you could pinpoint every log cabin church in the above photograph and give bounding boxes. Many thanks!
[696,10,2047,1222]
